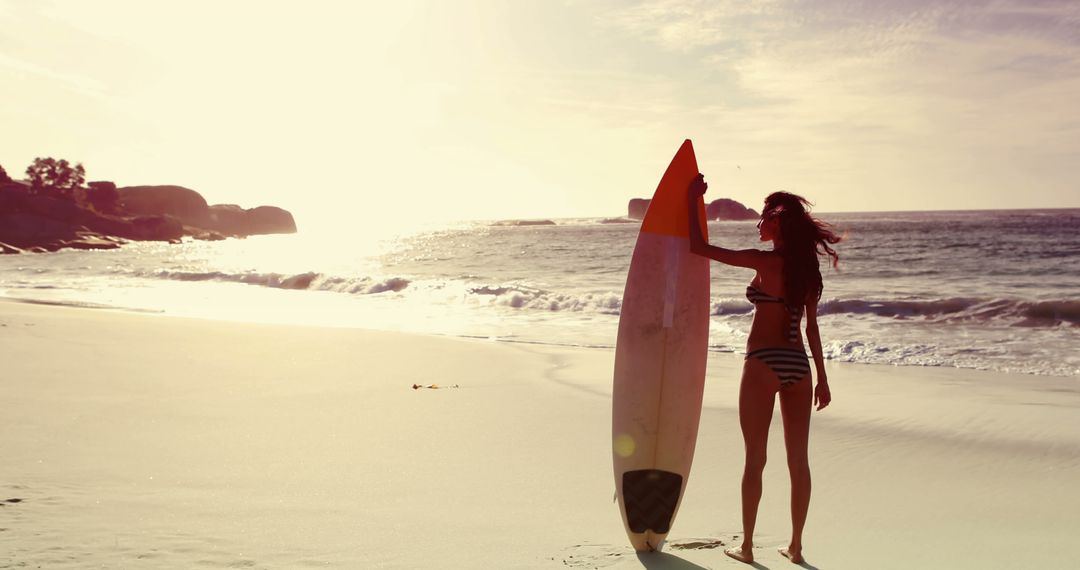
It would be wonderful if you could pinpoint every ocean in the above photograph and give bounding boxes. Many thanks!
[2,208,1078,377]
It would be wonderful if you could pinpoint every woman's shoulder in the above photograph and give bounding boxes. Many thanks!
[750,251,784,281]
[756,250,783,267]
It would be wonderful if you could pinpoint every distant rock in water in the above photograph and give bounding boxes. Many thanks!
[628,199,650,220]
[626,197,758,221]
[706,198,759,221]
[491,219,556,227]
[205,204,297,236]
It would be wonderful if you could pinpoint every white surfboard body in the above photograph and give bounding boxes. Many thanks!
[612,139,710,552]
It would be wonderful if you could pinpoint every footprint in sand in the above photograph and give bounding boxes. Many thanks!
[669,538,725,550]
[558,544,627,568]
[196,559,257,568]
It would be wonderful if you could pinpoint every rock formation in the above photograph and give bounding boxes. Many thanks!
[706,198,759,221]
[626,197,759,221]
[204,204,297,236]
[0,179,295,254]
[118,186,297,237]
[627,199,650,220]
[118,185,211,226]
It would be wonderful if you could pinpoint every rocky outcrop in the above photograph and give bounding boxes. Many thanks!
[243,206,296,234]
[0,180,293,254]
[0,211,122,253]
[206,204,297,236]
[628,199,651,220]
[184,227,227,241]
[0,208,78,244]
[118,185,210,226]
[626,197,759,221]
[121,215,185,241]
[9,193,182,240]
[0,193,181,251]
[0,241,25,254]
[117,186,296,236]
[60,233,124,251]
[706,198,758,221]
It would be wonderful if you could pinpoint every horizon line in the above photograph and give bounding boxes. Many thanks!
[464,205,1080,223]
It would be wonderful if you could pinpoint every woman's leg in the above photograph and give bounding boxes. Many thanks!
[725,358,779,563]
[778,375,813,563]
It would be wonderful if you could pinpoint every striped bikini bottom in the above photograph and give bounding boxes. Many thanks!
[745,347,811,385]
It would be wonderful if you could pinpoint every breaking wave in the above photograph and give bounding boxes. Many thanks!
[818,297,1080,327]
[135,270,1079,327]
[140,269,412,295]
[467,283,622,313]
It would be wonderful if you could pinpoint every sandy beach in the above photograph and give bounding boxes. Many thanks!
[1,298,1078,569]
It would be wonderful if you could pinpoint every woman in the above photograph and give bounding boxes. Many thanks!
[687,174,840,564]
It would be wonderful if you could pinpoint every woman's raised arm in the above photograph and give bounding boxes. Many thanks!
[687,174,768,270]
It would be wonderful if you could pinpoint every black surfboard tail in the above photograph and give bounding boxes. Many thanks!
[622,469,684,534]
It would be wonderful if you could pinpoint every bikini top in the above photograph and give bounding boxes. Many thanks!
[745,284,784,304]
[746,284,802,342]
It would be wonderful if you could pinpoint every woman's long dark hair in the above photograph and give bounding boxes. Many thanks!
[763,191,841,312]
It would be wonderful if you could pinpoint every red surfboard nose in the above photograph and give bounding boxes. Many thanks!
[641,139,708,239]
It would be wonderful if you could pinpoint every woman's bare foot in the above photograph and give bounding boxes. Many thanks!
[724,545,754,563]
[779,545,804,563]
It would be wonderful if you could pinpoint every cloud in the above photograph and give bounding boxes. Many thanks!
[0,53,108,98]
[601,0,787,53]
[559,0,1079,210]
[600,2,1080,153]
[0,0,148,99]
[6,0,1077,215]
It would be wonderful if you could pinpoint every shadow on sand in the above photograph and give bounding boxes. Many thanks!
[635,552,711,570]
[634,547,822,570]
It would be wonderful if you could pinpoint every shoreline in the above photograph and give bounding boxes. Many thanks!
[3,206,1078,379]
[2,293,1074,380]
[1,298,1078,568]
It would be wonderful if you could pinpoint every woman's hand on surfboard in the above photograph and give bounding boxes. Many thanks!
[688,174,708,198]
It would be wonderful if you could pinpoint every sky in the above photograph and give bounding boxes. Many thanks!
[2,0,1079,234]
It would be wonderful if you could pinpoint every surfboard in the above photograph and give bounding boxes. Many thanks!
[612,139,710,552]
